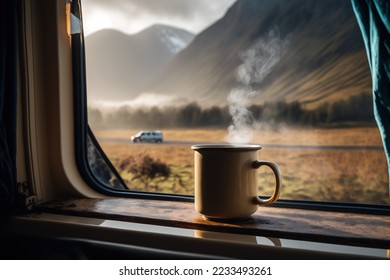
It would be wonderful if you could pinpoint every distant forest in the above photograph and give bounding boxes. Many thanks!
[88,93,375,129]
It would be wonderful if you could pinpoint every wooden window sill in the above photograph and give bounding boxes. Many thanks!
[35,198,390,249]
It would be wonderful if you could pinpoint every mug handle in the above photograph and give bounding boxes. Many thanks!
[252,160,281,205]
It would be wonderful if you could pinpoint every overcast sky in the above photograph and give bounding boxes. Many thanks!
[82,0,237,36]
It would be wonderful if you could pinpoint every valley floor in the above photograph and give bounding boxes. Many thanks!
[93,127,390,205]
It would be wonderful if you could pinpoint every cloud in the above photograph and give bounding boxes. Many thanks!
[82,0,236,36]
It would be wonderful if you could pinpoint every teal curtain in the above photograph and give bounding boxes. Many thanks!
[352,0,390,191]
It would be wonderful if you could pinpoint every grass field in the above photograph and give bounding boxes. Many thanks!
[94,127,390,205]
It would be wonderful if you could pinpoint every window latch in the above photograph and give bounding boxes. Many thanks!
[17,182,37,211]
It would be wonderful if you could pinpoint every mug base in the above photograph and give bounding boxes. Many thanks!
[202,215,251,223]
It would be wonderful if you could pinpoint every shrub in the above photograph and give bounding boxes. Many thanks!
[119,153,171,191]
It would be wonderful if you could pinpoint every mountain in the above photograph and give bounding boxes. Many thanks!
[85,25,194,102]
[142,0,371,108]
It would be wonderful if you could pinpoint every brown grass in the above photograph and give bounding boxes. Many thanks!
[96,127,390,205]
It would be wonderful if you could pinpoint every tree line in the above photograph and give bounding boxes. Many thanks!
[88,93,375,129]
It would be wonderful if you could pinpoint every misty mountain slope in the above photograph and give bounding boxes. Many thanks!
[85,25,194,102]
[143,0,371,108]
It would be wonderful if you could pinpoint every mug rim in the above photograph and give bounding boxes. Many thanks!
[191,143,262,151]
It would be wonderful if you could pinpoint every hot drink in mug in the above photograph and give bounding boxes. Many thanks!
[191,144,281,221]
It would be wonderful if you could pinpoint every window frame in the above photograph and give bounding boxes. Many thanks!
[72,0,390,215]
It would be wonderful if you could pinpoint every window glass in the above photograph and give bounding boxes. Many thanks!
[81,0,389,205]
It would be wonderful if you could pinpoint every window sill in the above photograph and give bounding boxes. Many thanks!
[34,198,390,249]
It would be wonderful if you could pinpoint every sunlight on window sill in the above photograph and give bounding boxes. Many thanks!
[34,197,390,250]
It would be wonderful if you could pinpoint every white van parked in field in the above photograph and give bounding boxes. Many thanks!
[130,131,163,143]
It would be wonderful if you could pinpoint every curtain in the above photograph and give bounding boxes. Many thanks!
[0,0,18,217]
[352,0,390,192]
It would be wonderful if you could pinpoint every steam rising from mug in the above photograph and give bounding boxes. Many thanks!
[226,29,289,144]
